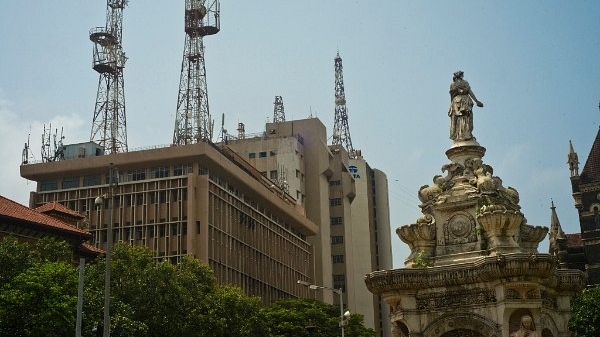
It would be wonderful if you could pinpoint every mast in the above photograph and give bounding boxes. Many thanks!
[89,0,128,154]
[332,52,356,158]
[173,0,220,145]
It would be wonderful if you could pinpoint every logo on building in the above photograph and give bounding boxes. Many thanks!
[349,165,360,178]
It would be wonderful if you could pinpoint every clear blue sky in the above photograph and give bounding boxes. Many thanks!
[1,1,599,267]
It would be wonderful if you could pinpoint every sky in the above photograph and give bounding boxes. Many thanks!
[1,1,599,268]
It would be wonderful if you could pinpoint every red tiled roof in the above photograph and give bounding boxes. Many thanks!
[80,242,104,255]
[35,201,85,219]
[580,128,600,184]
[566,233,583,247]
[0,195,90,238]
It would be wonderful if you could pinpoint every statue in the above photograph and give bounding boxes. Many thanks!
[510,315,538,337]
[448,71,484,142]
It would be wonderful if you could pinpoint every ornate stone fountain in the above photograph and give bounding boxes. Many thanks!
[365,72,585,337]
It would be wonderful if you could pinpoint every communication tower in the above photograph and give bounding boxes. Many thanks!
[173,0,220,145]
[89,0,129,154]
[332,52,356,158]
[273,96,285,123]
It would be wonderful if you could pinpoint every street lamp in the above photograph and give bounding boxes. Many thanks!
[95,163,117,337]
[297,280,351,337]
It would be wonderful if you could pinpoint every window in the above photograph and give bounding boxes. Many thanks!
[151,166,169,179]
[248,153,256,159]
[329,180,341,186]
[270,170,278,180]
[259,151,267,158]
[83,174,100,187]
[330,217,343,226]
[159,225,166,237]
[331,236,344,244]
[171,224,178,235]
[333,274,345,291]
[329,198,342,206]
[333,255,345,263]
[62,177,80,189]
[174,164,193,176]
[270,150,277,156]
[40,180,58,191]
[148,227,155,238]
[128,169,146,181]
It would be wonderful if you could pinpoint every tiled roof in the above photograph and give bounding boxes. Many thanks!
[80,242,104,254]
[35,201,85,219]
[580,128,600,184]
[566,233,583,247]
[0,195,90,238]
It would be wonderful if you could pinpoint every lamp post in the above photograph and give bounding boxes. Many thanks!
[297,280,350,337]
[95,163,117,337]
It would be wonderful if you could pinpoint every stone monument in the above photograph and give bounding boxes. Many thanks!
[365,72,585,337]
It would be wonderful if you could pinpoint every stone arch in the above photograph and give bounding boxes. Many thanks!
[423,312,499,337]
[509,308,535,334]
[539,312,558,337]
[541,328,554,337]
[391,321,409,337]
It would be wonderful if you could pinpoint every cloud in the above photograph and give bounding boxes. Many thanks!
[0,89,86,205]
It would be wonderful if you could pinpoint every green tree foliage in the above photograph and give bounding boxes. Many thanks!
[0,237,33,287]
[203,285,269,337]
[263,298,376,337]
[0,261,78,337]
[569,286,600,336]
[32,236,73,263]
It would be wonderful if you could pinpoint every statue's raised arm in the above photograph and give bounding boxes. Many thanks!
[448,71,484,142]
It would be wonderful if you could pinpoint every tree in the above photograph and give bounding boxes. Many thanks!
[82,243,221,337]
[0,261,78,337]
[569,285,600,336]
[202,285,269,337]
[0,236,32,287]
[263,298,376,337]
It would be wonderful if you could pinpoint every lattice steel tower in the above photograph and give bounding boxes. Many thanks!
[89,0,128,154]
[273,96,285,122]
[173,0,220,145]
[332,52,356,158]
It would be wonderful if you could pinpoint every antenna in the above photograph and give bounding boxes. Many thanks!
[41,124,66,163]
[89,0,129,154]
[173,0,220,145]
[22,133,31,165]
[273,96,285,123]
[332,51,356,158]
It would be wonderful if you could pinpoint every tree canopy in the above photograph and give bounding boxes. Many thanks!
[0,237,377,337]
[569,285,600,336]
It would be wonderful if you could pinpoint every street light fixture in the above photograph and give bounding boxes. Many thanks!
[297,280,350,337]
[95,163,117,337]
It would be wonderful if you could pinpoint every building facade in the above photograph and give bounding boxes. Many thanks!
[226,117,393,335]
[20,141,318,304]
[567,130,600,285]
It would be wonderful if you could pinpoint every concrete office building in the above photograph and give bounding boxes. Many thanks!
[226,117,393,335]
[20,141,318,304]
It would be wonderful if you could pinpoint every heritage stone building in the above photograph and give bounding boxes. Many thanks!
[563,129,600,286]
[364,72,585,337]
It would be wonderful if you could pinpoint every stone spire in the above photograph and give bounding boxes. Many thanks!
[548,200,569,268]
[568,140,579,177]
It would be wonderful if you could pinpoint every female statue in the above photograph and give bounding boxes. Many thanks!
[448,71,484,142]
[510,315,538,337]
